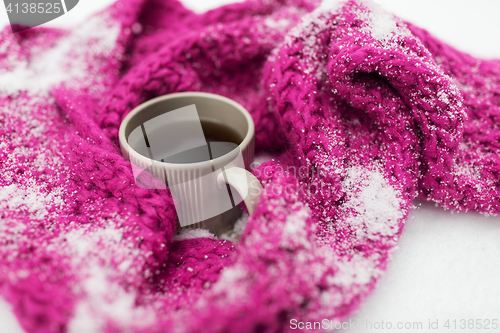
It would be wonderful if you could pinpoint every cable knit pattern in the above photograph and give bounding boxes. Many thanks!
[1,0,499,332]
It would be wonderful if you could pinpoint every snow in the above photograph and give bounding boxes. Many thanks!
[0,183,65,219]
[361,0,398,42]
[0,9,135,333]
[68,263,154,333]
[318,0,344,13]
[174,212,251,242]
[281,204,311,249]
[330,253,378,288]
[349,202,500,333]
[0,299,24,333]
[342,166,402,240]
[264,17,293,31]
[174,228,216,240]
[0,14,120,95]
[63,222,153,333]
[371,0,500,59]
[209,264,249,302]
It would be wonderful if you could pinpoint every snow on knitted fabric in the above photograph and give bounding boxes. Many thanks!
[1,0,500,332]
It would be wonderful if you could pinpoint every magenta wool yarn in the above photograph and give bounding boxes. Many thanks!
[1,0,500,332]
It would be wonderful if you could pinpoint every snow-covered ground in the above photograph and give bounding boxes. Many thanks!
[1,1,499,332]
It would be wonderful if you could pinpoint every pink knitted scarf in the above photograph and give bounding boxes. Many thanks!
[1,0,499,331]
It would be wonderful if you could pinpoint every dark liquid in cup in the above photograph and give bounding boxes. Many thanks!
[201,120,243,146]
[157,120,242,164]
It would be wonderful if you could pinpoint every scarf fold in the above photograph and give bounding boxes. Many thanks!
[1,0,499,332]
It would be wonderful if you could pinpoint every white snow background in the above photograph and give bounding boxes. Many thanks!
[1,0,500,332]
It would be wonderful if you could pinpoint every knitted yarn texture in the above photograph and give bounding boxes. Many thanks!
[1,0,499,332]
